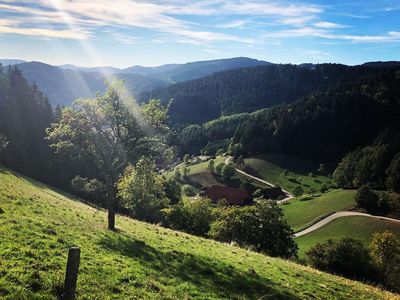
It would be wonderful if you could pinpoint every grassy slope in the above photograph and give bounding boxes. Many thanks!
[296,216,400,259]
[243,153,330,193]
[0,169,397,299]
[282,189,357,232]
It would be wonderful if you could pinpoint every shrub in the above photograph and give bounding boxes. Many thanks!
[182,184,197,197]
[292,186,304,197]
[355,185,379,212]
[165,198,213,236]
[370,231,400,291]
[307,238,375,280]
[215,162,225,175]
[210,201,297,258]
[221,164,235,180]
[319,183,329,193]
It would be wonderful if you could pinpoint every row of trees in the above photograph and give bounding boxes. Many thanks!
[307,231,400,292]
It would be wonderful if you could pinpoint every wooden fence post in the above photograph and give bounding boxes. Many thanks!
[63,247,80,300]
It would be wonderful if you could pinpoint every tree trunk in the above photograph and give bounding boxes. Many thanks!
[108,208,115,231]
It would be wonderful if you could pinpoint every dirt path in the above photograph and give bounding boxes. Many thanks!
[294,211,400,237]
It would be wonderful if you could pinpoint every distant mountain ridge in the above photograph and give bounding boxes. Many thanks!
[2,57,270,106]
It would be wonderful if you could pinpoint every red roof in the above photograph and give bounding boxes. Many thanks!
[201,185,251,205]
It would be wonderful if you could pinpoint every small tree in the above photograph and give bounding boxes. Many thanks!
[165,198,212,236]
[207,159,215,173]
[182,184,197,197]
[173,167,181,180]
[292,186,304,197]
[221,164,235,180]
[215,162,225,175]
[183,154,191,165]
[163,178,181,205]
[386,153,400,192]
[181,166,190,179]
[118,157,169,223]
[307,238,374,280]
[355,185,379,212]
[370,231,400,291]
[317,163,326,175]
[210,201,297,258]
[216,148,225,156]
[71,176,106,205]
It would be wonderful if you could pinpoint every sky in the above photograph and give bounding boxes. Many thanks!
[0,0,399,68]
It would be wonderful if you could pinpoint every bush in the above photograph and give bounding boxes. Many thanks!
[215,162,225,175]
[182,184,197,197]
[164,178,181,205]
[292,186,304,197]
[355,185,379,212]
[165,198,213,236]
[210,202,297,258]
[216,148,225,156]
[307,238,375,280]
[207,159,215,173]
[221,164,235,180]
[370,231,400,291]
[319,183,329,193]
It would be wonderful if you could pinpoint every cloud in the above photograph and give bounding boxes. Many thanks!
[264,26,400,43]
[314,22,347,29]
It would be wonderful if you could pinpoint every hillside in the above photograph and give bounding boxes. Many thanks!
[0,167,397,299]
[140,63,395,125]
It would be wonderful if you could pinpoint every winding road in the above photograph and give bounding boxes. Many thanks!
[294,211,400,237]
[224,156,400,237]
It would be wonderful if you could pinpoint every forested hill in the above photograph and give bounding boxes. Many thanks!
[178,67,400,165]
[140,63,400,126]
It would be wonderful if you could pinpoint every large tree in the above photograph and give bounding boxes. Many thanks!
[46,81,168,230]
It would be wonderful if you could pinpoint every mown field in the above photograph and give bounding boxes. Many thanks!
[295,216,400,259]
[0,167,397,299]
[243,153,331,193]
[282,189,357,232]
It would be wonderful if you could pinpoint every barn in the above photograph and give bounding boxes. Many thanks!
[200,185,252,205]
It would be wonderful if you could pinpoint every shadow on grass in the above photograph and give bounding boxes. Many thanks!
[98,233,299,299]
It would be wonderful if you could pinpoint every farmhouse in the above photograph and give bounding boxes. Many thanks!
[201,185,252,205]
[263,187,286,199]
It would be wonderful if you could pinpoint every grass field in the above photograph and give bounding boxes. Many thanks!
[243,153,330,194]
[282,189,357,232]
[0,168,397,299]
[295,216,400,260]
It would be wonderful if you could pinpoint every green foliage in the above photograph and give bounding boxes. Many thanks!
[181,166,190,179]
[118,158,169,223]
[183,154,191,165]
[355,185,379,212]
[216,148,225,156]
[182,184,197,197]
[173,167,181,180]
[0,67,54,180]
[307,238,375,280]
[370,231,400,291]
[386,152,400,192]
[319,183,329,193]
[207,159,215,173]
[210,202,297,258]
[163,178,181,205]
[165,198,213,236]
[292,186,304,197]
[215,162,225,175]
[220,164,235,180]
[71,176,106,205]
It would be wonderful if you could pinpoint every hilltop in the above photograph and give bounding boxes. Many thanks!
[0,167,397,299]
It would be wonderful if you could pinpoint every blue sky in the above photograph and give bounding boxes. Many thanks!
[0,0,399,67]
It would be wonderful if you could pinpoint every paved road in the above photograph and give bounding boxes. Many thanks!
[225,156,293,203]
[294,211,400,237]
